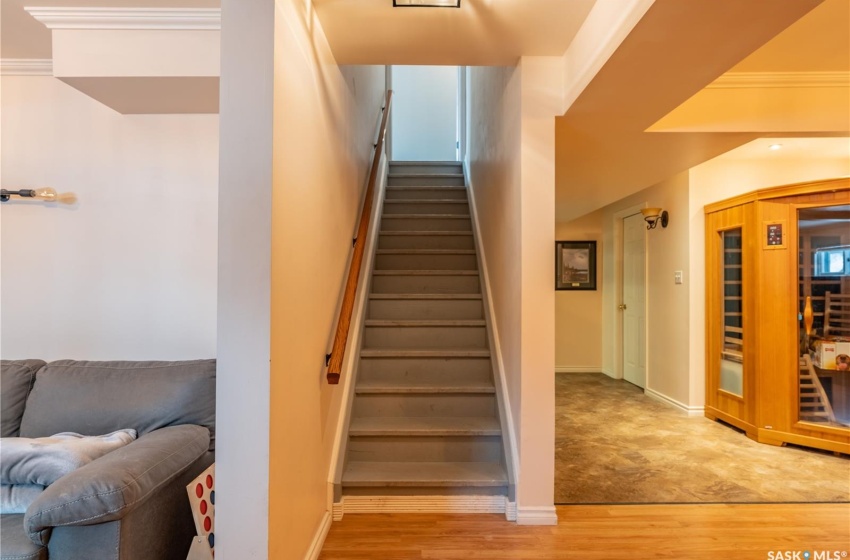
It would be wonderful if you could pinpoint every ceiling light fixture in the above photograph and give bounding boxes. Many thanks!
[640,207,669,230]
[769,143,783,151]
[393,0,461,7]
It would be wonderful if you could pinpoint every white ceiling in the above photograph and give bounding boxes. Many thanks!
[0,0,220,59]
[312,0,597,66]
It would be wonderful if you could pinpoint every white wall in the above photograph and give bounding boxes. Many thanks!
[216,0,273,557]
[391,65,457,161]
[0,75,218,361]
[556,210,603,371]
[467,57,559,525]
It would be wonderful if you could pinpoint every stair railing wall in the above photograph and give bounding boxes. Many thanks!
[326,90,394,384]
[463,160,520,507]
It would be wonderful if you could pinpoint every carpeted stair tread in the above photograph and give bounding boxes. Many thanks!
[369,293,482,300]
[372,270,479,276]
[342,461,507,487]
[376,249,476,254]
[380,231,473,236]
[382,213,471,219]
[356,378,496,394]
[365,319,485,327]
[359,349,491,358]
[349,416,501,436]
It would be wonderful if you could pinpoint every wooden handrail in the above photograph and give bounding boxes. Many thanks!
[327,90,393,384]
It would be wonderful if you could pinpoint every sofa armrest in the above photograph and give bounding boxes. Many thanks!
[24,424,209,546]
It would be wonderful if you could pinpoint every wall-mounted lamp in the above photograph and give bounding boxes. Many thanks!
[393,0,461,7]
[1,188,76,204]
[640,207,669,230]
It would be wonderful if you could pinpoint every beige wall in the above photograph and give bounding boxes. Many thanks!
[600,172,692,407]
[268,0,386,557]
[466,64,523,443]
[0,75,218,361]
[467,58,559,523]
[555,211,603,371]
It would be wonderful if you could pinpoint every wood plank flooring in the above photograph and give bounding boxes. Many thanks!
[320,504,850,559]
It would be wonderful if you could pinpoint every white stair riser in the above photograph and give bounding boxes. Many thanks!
[347,436,503,463]
[353,393,497,418]
[371,275,480,294]
[388,175,465,187]
[358,357,493,385]
[381,217,472,232]
[385,187,467,200]
[375,253,478,271]
[363,325,487,349]
[379,234,475,250]
[368,299,483,320]
[383,202,470,215]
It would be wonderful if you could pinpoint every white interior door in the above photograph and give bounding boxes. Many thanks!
[390,65,458,161]
[622,213,647,389]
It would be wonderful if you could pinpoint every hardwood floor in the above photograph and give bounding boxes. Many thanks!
[320,504,850,559]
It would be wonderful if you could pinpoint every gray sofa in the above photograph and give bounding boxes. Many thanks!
[0,359,215,560]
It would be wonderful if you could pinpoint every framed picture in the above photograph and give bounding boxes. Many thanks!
[555,240,597,290]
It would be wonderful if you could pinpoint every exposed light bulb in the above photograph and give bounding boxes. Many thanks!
[32,187,58,200]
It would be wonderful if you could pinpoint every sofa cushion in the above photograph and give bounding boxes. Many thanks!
[1,484,45,514]
[1,360,45,437]
[19,360,216,451]
[0,514,46,560]
[1,429,137,486]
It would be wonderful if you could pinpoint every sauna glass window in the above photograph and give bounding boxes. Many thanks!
[720,228,743,397]
[798,205,850,428]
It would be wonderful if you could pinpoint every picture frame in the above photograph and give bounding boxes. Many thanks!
[555,240,597,290]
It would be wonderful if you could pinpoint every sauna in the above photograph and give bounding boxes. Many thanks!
[705,177,850,454]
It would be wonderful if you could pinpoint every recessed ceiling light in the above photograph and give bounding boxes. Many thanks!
[769,143,783,151]
[393,0,461,7]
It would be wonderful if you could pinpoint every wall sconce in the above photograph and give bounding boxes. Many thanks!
[640,207,669,230]
[1,188,76,204]
[393,0,461,7]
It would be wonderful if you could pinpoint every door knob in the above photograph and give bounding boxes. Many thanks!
[618,304,627,310]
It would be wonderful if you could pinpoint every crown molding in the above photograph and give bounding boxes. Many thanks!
[0,59,53,76]
[707,71,850,89]
[24,7,221,30]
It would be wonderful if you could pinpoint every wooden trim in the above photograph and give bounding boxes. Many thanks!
[327,90,393,384]
[757,428,850,454]
[704,177,850,214]
[704,405,757,437]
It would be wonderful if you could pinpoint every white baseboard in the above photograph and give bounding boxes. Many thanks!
[305,511,332,560]
[505,500,517,521]
[336,495,509,515]
[644,387,705,417]
[516,506,558,526]
[555,366,602,373]
[601,366,619,379]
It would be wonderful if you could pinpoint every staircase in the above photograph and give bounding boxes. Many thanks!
[339,161,510,502]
